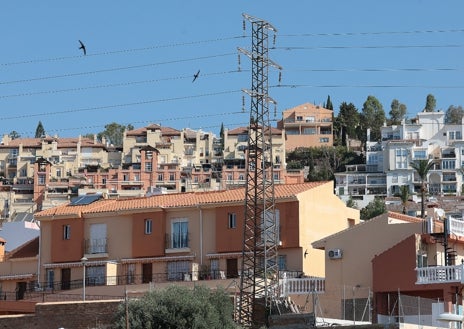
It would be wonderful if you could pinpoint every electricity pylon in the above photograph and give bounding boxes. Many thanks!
[237,13,282,328]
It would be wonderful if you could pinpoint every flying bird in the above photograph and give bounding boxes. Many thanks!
[78,40,86,55]
[192,70,200,82]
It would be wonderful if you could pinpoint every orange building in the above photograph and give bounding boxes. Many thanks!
[33,181,358,294]
[277,103,333,151]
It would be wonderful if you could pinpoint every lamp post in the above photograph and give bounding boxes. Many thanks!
[81,257,88,301]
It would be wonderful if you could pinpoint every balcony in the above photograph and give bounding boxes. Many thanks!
[416,264,464,285]
[84,238,108,255]
[279,276,325,297]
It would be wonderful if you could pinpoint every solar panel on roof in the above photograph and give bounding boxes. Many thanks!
[70,194,102,206]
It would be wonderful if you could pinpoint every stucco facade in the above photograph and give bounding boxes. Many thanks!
[34,181,359,295]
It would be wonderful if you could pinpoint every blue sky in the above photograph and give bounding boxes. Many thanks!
[1,1,463,138]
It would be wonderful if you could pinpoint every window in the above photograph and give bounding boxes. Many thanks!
[56,169,62,178]
[171,220,188,249]
[126,264,135,284]
[210,259,219,279]
[296,116,303,121]
[167,261,191,281]
[303,128,316,135]
[63,225,71,240]
[413,150,426,159]
[442,160,456,170]
[305,116,315,122]
[158,173,163,181]
[169,173,175,181]
[237,134,248,142]
[261,209,280,245]
[145,162,152,172]
[320,138,329,143]
[278,255,287,271]
[38,175,46,185]
[145,219,153,235]
[46,269,55,289]
[228,213,236,229]
[87,265,106,286]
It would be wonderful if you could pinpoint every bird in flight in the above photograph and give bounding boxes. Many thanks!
[78,40,86,55]
[192,70,200,82]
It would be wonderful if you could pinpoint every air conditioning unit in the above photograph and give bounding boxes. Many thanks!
[328,248,343,259]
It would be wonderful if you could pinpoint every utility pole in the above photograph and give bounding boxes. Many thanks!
[237,13,282,328]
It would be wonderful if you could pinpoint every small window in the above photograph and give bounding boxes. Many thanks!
[63,225,71,240]
[145,219,153,235]
[228,213,237,229]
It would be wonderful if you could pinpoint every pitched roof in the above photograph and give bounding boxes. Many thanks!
[227,126,282,135]
[35,182,328,219]
[7,236,39,259]
[126,124,181,137]
[311,211,423,249]
[0,137,105,149]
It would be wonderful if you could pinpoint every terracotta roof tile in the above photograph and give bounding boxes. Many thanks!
[35,182,328,218]
[126,124,181,137]
[227,126,282,135]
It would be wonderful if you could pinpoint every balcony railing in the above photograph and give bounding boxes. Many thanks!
[84,238,108,254]
[416,264,464,285]
[165,233,190,249]
[279,276,325,297]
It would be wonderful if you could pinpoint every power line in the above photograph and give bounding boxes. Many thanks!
[0,90,241,121]
[0,36,245,67]
[280,28,464,38]
[0,70,246,99]
[0,53,236,85]
[284,67,464,73]
[273,44,464,51]
[15,114,248,137]
[273,84,464,89]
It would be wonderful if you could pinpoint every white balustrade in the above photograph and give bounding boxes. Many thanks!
[416,264,464,284]
[280,277,325,297]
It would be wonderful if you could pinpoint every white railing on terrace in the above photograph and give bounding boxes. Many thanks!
[449,216,464,237]
[279,277,325,297]
[416,264,464,284]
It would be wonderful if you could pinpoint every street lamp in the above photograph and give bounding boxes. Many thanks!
[81,257,88,301]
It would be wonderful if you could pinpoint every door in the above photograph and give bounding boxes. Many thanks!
[61,268,71,290]
[226,258,238,278]
[142,263,152,283]
[16,282,27,300]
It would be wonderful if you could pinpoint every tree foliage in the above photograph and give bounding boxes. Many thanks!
[424,94,436,112]
[398,185,410,214]
[8,131,20,140]
[334,102,359,147]
[324,95,334,111]
[360,197,386,220]
[444,105,464,124]
[360,96,386,143]
[35,121,45,138]
[286,146,363,181]
[113,285,239,329]
[97,122,134,147]
[389,99,407,125]
[410,159,435,218]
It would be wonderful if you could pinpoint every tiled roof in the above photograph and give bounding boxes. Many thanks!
[0,137,105,149]
[227,126,282,135]
[283,102,332,114]
[7,236,39,259]
[126,124,181,137]
[35,182,328,218]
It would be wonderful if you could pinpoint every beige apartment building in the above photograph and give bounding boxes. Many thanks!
[0,122,304,219]
[277,103,333,151]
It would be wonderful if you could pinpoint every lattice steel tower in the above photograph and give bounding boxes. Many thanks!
[237,13,282,328]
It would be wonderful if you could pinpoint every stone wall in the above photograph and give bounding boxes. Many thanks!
[0,300,121,329]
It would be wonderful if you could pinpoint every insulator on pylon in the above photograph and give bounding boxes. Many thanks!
[238,54,241,71]
[274,104,277,117]
[243,20,246,33]
[278,72,282,84]
[242,95,246,112]
[273,34,276,46]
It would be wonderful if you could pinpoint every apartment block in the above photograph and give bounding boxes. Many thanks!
[277,103,333,151]
[335,110,464,208]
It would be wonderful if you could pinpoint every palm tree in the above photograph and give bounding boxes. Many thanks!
[410,159,435,218]
[398,185,410,214]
